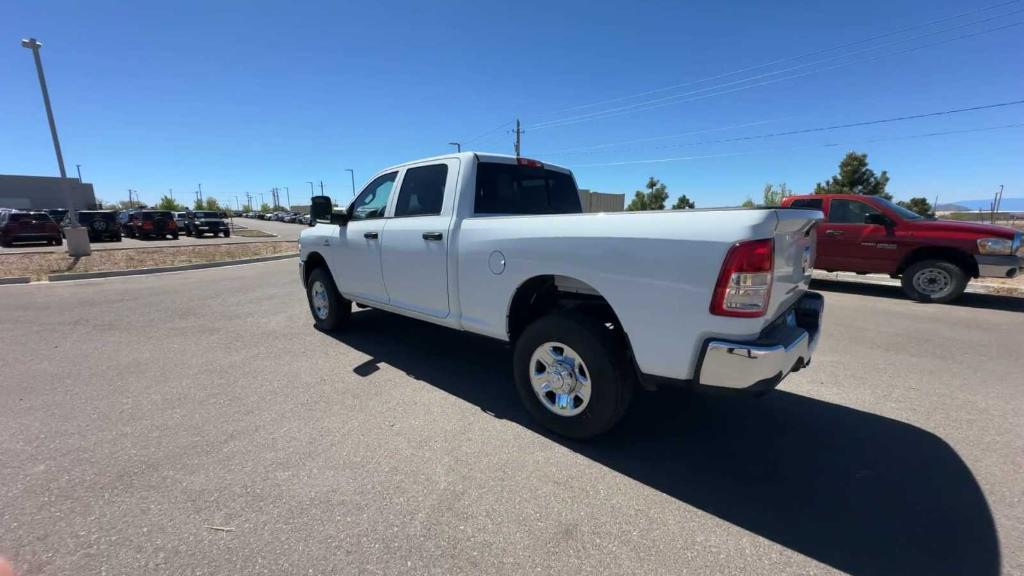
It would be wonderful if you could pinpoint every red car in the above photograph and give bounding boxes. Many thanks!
[0,210,63,247]
[781,194,1022,302]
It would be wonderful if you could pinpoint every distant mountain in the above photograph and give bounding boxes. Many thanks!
[949,198,1024,212]
[935,203,969,211]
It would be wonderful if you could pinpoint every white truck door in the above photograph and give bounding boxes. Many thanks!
[331,171,398,304]
[380,159,459,318]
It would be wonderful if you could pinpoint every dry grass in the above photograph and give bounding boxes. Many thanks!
[0,242,297,281]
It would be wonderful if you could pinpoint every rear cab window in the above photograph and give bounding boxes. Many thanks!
[10,213,53,223]
[789,198,823,210]
[474,162,581,215]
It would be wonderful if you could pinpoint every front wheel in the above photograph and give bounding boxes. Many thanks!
[223,230,231,238]
[901,259,967,303]
[306,267,351,331]
[513,311,634,440]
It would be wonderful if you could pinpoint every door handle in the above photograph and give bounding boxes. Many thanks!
[422,232,443,241]
[364,231,379,240]
[825,230,844,236]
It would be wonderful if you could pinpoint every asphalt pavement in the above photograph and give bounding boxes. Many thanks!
[0,218,302,254]
[1,263,1021,575]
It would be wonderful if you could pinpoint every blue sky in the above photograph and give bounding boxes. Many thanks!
[2,0,1022,208]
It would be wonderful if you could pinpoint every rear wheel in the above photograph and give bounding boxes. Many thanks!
[223,230,231,238]
[513,311,634,439]
[901,259,967,303]
[306,267,350,331]
[172,232,179,239]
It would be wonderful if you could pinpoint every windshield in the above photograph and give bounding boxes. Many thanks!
[876,198,925,220]
[141,211,172,220]
[193,211,221,218]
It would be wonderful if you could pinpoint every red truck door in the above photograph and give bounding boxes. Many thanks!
[819,198,899,274]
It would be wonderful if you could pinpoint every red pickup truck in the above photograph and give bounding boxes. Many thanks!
[781,194,1022,302]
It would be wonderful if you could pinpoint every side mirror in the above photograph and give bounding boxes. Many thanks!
[865,213,891,227]
[310,196,337,224]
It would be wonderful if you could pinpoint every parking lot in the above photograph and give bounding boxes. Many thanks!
[0,260,1020,575]
[0,217,302,254]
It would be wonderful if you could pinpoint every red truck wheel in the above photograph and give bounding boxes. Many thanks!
[901,260,967,303]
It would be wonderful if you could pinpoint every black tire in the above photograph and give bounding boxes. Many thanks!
[223,230,231,238]
[901,259,968,303]
[115,235,122,242]
[172,233,179,239]
[54,237,63,246]
[306,267,350,331]
[513,311,635,440]
[195,231,203,238]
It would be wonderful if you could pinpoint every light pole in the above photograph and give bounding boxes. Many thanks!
[448,142,461,152]
[345,169,356,197]
[307,181,314,197]
[21,39,66,179]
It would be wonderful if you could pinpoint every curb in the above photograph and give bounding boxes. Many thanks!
[2,238,292,256]
[45,253,298,282]
[812,271,1024,297]
[0,276,31,285]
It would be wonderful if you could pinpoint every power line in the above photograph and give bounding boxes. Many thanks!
[462,119,516,146]
[568,122,1024,168]
[545,99,1024,156]
[543,0,1021,117]
[538,117,793,155]
[532,20,1024,130]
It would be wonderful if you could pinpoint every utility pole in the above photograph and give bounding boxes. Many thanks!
[234,195,240,211]
[198,183,203,204]
[345,169,355,197]
[307,181,314,197]
[320,181,325,195]
[169,188,174,204]
[195,190,201,208]
[513,118,523,157]
[283,186,290,209]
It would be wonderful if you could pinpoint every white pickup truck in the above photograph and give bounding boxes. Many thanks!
[299,152,824,438]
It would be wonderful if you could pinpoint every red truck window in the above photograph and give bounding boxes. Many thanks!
[828,199,881,224]
[789,198,823,211]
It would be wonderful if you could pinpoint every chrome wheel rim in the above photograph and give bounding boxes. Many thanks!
[311,280,330,319]
[913,267,952,296]
[529,342,592,417]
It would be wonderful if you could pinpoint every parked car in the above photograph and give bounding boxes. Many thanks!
[122,210,179,239]
[70,210,122,242]
[781,194,1023,302]
[298,213,311,225]
[185,210,231,237]
[44,208,69,225]
[0,210,62,247]
[174,211,189,231]
[298,152,824,438]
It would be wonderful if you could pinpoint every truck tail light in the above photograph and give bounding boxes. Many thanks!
[711,238,774,317]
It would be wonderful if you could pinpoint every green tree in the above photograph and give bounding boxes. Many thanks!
[671,194,695,210]
[204,197,221,210]
[814,151,891,199]
[740,197,756,208]
[626,177,669,211]
[761,183,791,206]
[241,204,253,212]
[259,202,272,212]
[155,195,184,211]
[897,197,934,218]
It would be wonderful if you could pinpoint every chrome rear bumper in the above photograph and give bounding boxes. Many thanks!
[696,292,824,392]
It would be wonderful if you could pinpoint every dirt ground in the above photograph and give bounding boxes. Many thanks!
[0,242,297,281]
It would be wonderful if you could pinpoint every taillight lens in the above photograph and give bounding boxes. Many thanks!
[711,238,774,317]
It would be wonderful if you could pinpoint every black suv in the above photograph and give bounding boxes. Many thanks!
[69,210,122,242]
[185,210,230,237]
[121,210,180,239]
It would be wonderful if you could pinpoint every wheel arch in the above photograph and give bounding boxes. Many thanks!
[303,251,329,286]
[897,246,978,278]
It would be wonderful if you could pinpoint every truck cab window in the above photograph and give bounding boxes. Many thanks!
[790,198,823,210]
[828,199,879,224]
[394,164,448,217]
[475,162,581,215]
[350,172,397,221]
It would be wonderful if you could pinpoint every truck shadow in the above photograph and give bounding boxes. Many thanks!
[328,310,999,576]
[811,278,1024,313]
